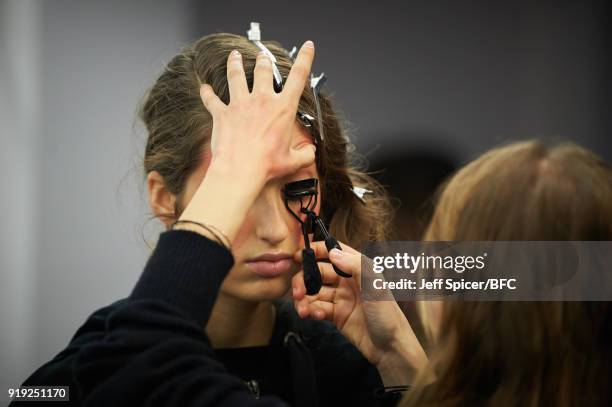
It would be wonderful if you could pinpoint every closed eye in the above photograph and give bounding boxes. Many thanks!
[282,178,318,200]
[283,178,318,214]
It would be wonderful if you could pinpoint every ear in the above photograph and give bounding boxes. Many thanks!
[146,171,177,228]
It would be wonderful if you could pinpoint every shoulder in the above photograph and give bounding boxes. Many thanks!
[21,299,127,387]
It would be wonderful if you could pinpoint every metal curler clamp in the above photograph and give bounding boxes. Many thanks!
[283,178,352,295]
[247,22,283,92]
[310,73,327,142]
[351,186,373,203]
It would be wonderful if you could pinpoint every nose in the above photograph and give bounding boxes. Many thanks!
[253,190,291,246]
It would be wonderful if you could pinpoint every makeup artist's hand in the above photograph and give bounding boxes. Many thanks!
[292,241,429,386]
[177,41,316,243]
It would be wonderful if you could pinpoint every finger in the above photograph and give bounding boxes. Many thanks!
[292,265,338,301]
[252,52,274,94]
[305,285,337,303]
[226,50,248,101]
[308,300,334,321]
[295,297,334,320]
[328,248,362,280]
[289,144,316,172]
[284,41,315,105]
[318,262,342,285]
[295,296,311,318]
[294,240,359,262]
[200,84,225,115]
[292,272,306,300]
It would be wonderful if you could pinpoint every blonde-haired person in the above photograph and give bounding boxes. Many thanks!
[293,140,612,406]
[15,35,395,407]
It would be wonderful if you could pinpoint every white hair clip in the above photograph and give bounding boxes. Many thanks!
[298,112,315,128]
[247,22,283,92]
[351,186,373,203]
[246,23,324,145]
[288,46,298,60]
[310,72,327,142]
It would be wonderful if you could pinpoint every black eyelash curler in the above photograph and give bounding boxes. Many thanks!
[283,178,352,295]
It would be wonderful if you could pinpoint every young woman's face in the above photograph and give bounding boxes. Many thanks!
[178,121,320,302]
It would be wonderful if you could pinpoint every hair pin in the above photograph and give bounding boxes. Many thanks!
[351,186,373,203]
[247,22,283,92]
[310,72,327,141]
[298,112,315,128]
[288,45,297,59]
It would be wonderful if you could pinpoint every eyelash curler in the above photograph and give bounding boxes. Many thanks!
[283,178,352,295]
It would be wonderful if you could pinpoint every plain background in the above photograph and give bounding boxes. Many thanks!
[1,0,610,393]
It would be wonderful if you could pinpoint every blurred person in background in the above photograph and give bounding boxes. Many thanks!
[371,149,458,348]
[294,140,612,406]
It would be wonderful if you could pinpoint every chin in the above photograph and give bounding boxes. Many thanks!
[224,275,292,302]
[245,277,292,301]
[221,263,297,302]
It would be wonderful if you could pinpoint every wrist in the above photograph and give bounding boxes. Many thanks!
[207,158,266,190]
[375,350,414,387]
[376,334,429,386]
[178,162,265,243]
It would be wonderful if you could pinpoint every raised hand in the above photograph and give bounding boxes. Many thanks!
[200,41,316,183]
[177,41,317,243]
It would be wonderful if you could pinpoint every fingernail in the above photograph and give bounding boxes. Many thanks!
[303,40,314,48]
[292,287,297,296]
[230,50,241,58]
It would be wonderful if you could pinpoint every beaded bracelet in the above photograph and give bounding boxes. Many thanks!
[171,220,232,251]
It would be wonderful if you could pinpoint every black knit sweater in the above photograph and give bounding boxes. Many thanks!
[14,230,400,406]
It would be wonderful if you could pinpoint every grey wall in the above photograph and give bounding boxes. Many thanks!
[1,0,41,395]
[1,0,610,394]
[189,0,611,163]
[1,0,193,392]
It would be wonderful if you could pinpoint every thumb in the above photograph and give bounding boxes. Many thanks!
[290,144,316,171]
[329,248,361,279]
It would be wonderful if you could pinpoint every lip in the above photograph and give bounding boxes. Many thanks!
[245,252,293,278]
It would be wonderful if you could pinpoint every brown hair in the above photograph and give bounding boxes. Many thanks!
[403,141,612,406]
[139,33,391,247]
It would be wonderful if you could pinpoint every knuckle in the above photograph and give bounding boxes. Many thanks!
[226,67,243,80]
[255,57,272,71]
[256,93,273,104]
[291,64,308,79]
[228,99,242,110]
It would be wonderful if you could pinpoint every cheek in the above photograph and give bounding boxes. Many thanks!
[288,215,303,241]
[231,209,303,255]
[231,215,255,255]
